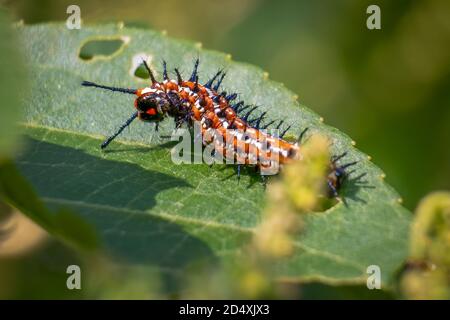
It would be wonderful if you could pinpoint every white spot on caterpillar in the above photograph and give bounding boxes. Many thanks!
[141,87,155,94]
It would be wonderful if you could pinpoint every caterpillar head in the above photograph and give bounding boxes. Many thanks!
[135,93,169,122]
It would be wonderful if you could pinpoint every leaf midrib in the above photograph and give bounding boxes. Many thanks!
[42,196,366,272]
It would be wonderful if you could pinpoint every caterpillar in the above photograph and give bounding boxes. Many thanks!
[82,59,358,198]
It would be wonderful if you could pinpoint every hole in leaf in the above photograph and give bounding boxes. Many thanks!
[134,62,150,79]
[79,39,124,60]
[130,53,155,81]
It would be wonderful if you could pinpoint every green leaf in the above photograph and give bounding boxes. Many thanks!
[0,9,27,158]
[0,11,95,254]
[16,23,411,285]
[0,160,98,251]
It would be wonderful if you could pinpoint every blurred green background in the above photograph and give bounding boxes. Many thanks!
[2,0,449,208]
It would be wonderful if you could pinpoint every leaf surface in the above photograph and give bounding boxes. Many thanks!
[16,23,412,284]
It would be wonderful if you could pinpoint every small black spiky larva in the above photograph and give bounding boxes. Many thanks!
[82,59,363,198]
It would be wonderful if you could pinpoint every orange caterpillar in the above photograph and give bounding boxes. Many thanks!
[82,59,357,197]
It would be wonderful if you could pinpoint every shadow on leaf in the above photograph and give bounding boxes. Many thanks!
[15,137,217,270]
[102,140,178,154]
